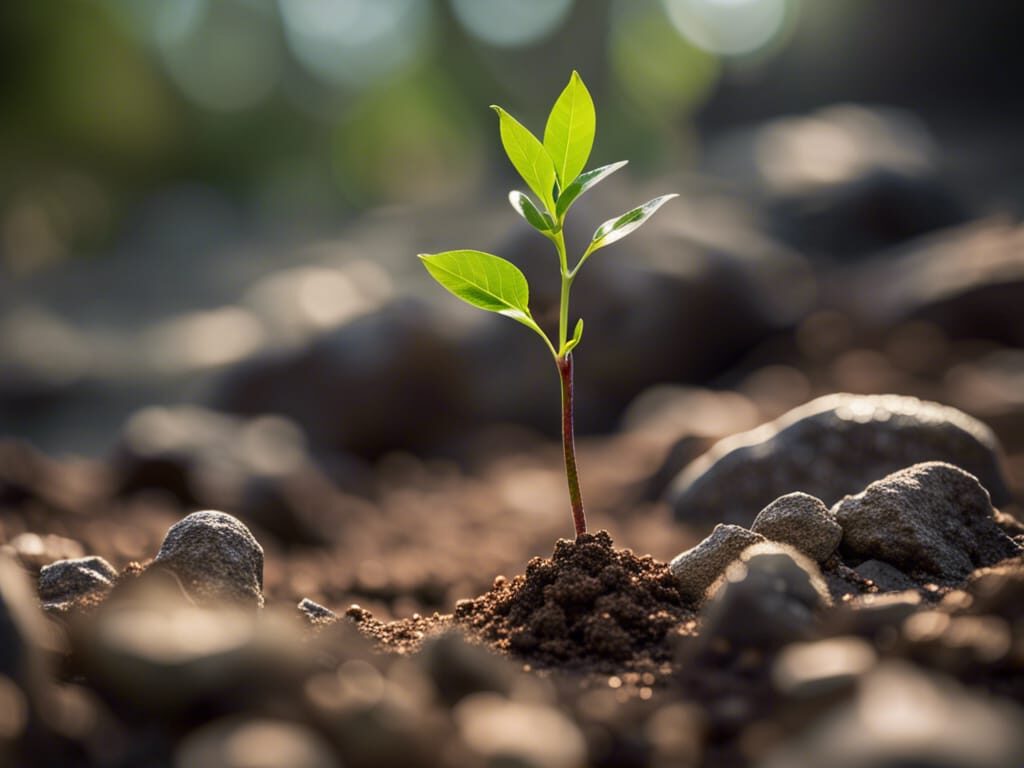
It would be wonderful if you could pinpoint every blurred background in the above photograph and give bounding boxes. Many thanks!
[3,0,1024,463]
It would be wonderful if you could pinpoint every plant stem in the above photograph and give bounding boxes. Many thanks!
[557,353,586,537]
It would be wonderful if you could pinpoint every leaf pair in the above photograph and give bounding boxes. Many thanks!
[493,71,595,219]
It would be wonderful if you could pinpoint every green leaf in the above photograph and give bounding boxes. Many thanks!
[588,194,678,254]
[555,160,628,219]
[563,318,584,354]
[491,106,556,212]
[508,190,554,234]
[419,250,532,322]
[544,70,596,188]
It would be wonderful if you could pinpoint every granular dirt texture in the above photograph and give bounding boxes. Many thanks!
[453,531,696,673]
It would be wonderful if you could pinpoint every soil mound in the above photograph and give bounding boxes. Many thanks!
[454,531,695,672]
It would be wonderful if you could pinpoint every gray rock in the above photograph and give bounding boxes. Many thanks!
[832,462,1021,583]
[297,598,336,625]
[772,636,877,700]
[852,559,916,592]
[153,510,264,609]
[757,662,1024,768]
[669,393,1011,528]
[825,590,923,640]
[0,554,51,702]
[697,543,830,654]
[175,717,340,768]
[751,492,842,562]
[834,220,1024,347]
[670,525,765,603]
[38,556,117,606]
[79,574,313,716]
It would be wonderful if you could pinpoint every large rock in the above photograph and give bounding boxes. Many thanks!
[670,524,765,604]
[833,219,1024,347]
[669,393,1010,528]
[175,717,340,768]
[153,510,264,609]
[758,662,1024,768]
[831,462,1021,583]
[751,492,842,562]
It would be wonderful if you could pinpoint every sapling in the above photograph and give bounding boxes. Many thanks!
[419,71,676,537]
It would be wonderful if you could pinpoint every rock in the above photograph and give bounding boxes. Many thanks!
[421,631,515,707]
[79,572,311,715]
[834,219,1024,347]
[0,555,80,768]
[825,590,923,641]
[669,393,1011,528]
[454,693,586,768]
[212,298,469,457]
[153,511,264,609]
[707,105,968,261]
[751,492,842,562]
[4,533,84,573]
[297,598,337,626]
[697,543,830,655]
[0,554,51,705]
[772,636,877,699]
[175,717,340,768]
[114,406,338,548]
[832,462,1021,583]
[38,556,117,608]
[964,560,1024,621]
[852,559,916,592]
[670,525,765,604]
[758,662,1024,768]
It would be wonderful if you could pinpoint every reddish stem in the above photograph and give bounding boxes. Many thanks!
[557,353,586,537]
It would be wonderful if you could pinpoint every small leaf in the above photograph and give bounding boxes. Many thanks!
[563,318,584,354]
[556,160,628,219]
[508,190,554,234]
[419,250,532,323]
[491,106,556,212]
[544,71,596,188]
[588,194,678,254]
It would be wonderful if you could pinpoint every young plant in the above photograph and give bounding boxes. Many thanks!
[419,71,676,537]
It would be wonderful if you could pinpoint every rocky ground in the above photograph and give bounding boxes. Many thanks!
[5,107,1024,766]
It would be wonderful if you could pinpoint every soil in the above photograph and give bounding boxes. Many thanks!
[349,531,697,682]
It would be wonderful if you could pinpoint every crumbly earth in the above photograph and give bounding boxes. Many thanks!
[346,531,697,683]
[456,531,696,671]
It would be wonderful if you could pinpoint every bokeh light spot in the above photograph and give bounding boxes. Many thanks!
[450,0,574,48]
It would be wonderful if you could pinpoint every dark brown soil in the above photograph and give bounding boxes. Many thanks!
[345,531,697,680]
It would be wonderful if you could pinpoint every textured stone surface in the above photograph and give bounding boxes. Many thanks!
[751,492,842,562]
[38,556,117,605]
[297,598,336,625]
[852,559,916,592]
[154,511,264,609]
[670,524,765,604]
[696,543,830,655]
[832,462,1021,583]
[669,393,1011,527]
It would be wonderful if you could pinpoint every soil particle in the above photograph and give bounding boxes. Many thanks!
[452,531,695,674]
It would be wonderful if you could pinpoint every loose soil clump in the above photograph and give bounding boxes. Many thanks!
[454,530,696,673]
